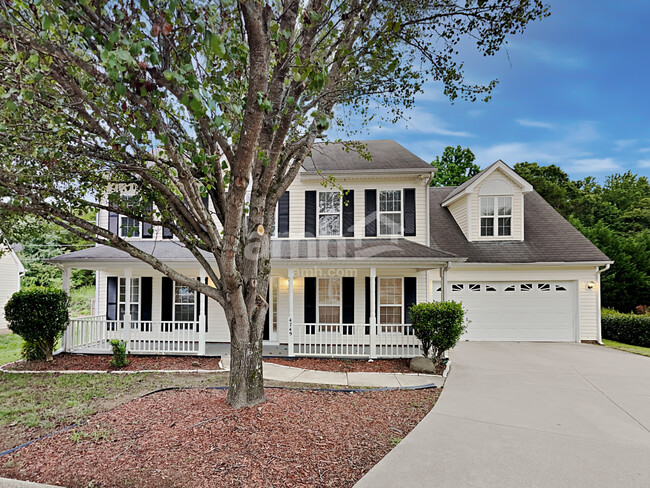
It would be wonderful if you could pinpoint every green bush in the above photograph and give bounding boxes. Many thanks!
[4,287,69,361]
[109,339,129,368]
[410,301,466,364]
[21,340,46,361]
[602,311,650,348]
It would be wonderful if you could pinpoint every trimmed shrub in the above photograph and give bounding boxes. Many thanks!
[602,311,650,348]
[110,339,129,368]
[21,340,46,361]
[4,287,69,361]
[410,301,466,364]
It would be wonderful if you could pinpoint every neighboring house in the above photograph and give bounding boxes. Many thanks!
[0,240,25,333]
[49,140,611,358]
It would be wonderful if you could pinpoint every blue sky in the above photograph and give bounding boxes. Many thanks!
[331,1,650,182]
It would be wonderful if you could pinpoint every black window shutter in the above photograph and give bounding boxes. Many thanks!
[365,189,377,237]
[264,286,270,341]
[342,277,354,335]
[108,212,119,235]
[404,277,417,324]
[106,276,118,320]
[304,191,316,238]
[404,188,416,236]
[278,191,290,238]
[161,277,174,321]
[201,195,209,210]
[162,227,173,239]
[304,277,316,334]
[141,277,152,321]
[142,203,154,239]
[203,277,209,332]
[195,277,202,324]
[342,190,354,237]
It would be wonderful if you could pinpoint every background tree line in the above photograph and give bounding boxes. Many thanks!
[432,146,650,313]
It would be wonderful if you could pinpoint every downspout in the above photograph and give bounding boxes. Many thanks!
[596,264,611,344]
[440,262,451,302]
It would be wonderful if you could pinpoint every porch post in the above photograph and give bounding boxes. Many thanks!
[287,268,294,357]
[426,270,432,302]
[124,268,132,349]
[61,267,71,352]
[440,264,449,302]
[198,269,206,355]
[369,267,377,359]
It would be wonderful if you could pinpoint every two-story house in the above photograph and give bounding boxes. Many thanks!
[50,140,611,358]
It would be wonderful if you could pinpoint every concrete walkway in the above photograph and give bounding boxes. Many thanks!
[355,342,650,488]
[221,357,442,388]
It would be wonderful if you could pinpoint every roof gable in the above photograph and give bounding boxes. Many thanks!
[442,160,533,207]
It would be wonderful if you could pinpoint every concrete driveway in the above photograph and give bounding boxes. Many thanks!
[355,342,650,488]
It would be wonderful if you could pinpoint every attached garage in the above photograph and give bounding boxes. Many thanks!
[448,281,576,342]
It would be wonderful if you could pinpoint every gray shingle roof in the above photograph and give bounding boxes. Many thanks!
[302,140,435,173]
[49,238,459,264]
[429,187,611,263]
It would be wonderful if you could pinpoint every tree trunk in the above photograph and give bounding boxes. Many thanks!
[225,297,267,408]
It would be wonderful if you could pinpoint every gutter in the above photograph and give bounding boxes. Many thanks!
[596,263,611,345]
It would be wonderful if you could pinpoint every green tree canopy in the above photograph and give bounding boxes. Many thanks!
[430,146,480,187]
[0,0,549,407]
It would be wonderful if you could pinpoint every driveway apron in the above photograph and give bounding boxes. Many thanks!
[355,342,650,488]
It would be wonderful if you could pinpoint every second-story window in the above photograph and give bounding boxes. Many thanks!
[379,190,402,235]
[318,191,341,236]
[480,196,512,237]
[119,196,141,238]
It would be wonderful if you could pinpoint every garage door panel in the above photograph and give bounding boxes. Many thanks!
[449,281,575,342]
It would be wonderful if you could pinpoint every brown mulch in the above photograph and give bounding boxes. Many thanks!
[265,357,445,375]
[0,387,440,488]
[6,354,222,372]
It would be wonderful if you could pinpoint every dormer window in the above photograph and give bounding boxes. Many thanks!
[480,196,512,237]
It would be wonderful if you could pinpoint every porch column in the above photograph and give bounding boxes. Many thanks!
[61,267,71,352]
[124,268,132,348]
[426,270,432,302]
[198,269,207,355]
[369,267,377,359]
[440,264,449,302]
[287,268,294,357]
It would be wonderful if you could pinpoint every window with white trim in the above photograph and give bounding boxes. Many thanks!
[318,192,341,236]
[174,282,196,322]
[379,278,402,328]
[119,196,141,238]
[379,190,402,236]
[480,196,512,237]
[271,277,279,339]
[318,278,341,324]
[118,277,140,321]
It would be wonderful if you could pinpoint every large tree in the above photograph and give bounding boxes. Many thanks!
[0,0,548,407]
[430,145,480,187]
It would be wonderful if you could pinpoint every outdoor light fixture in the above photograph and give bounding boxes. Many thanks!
[587,281,596,289]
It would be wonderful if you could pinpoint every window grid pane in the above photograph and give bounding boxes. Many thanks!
[480,197,494,216]
[498,197,512,216]
[480,218,494,237]
[318,278,340,324]
[498,217,511,236]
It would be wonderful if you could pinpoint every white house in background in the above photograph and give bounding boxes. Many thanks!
[49,140,612,358]
[0,240,25,333]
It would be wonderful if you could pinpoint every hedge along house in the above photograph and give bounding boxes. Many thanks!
[49,140,611,358]
[0,239,25,333]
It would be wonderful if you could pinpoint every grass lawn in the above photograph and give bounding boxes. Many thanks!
[603,339,650,358]
[0,333,23,366]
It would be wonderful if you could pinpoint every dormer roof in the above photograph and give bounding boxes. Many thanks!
[441,160,533,207]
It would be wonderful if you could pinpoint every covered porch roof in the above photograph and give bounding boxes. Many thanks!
[47,239,464,271]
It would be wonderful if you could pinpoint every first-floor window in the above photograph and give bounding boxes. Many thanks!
[379,278,402,330]
[318,278,341,324]
[174,282,196,322]
[118,277,140,321]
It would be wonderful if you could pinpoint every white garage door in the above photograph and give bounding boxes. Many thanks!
[449,281,576,342]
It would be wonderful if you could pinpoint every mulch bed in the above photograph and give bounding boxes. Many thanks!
[5,354,223,372]
[0,387,440,488]
[265,357,444,375]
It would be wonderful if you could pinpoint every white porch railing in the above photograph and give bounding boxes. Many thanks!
[67,316,202,355]
[293,323,421,358]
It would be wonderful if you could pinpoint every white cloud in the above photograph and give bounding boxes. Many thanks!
[507,40,588,69]
[638,147,650,153]
[638,160,650,169]
[368,107,473,138]
[566,158,622,173]
[613,139,638,151]
[516,119,556,130]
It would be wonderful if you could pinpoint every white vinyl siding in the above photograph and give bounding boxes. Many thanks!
[0,250,21,332]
